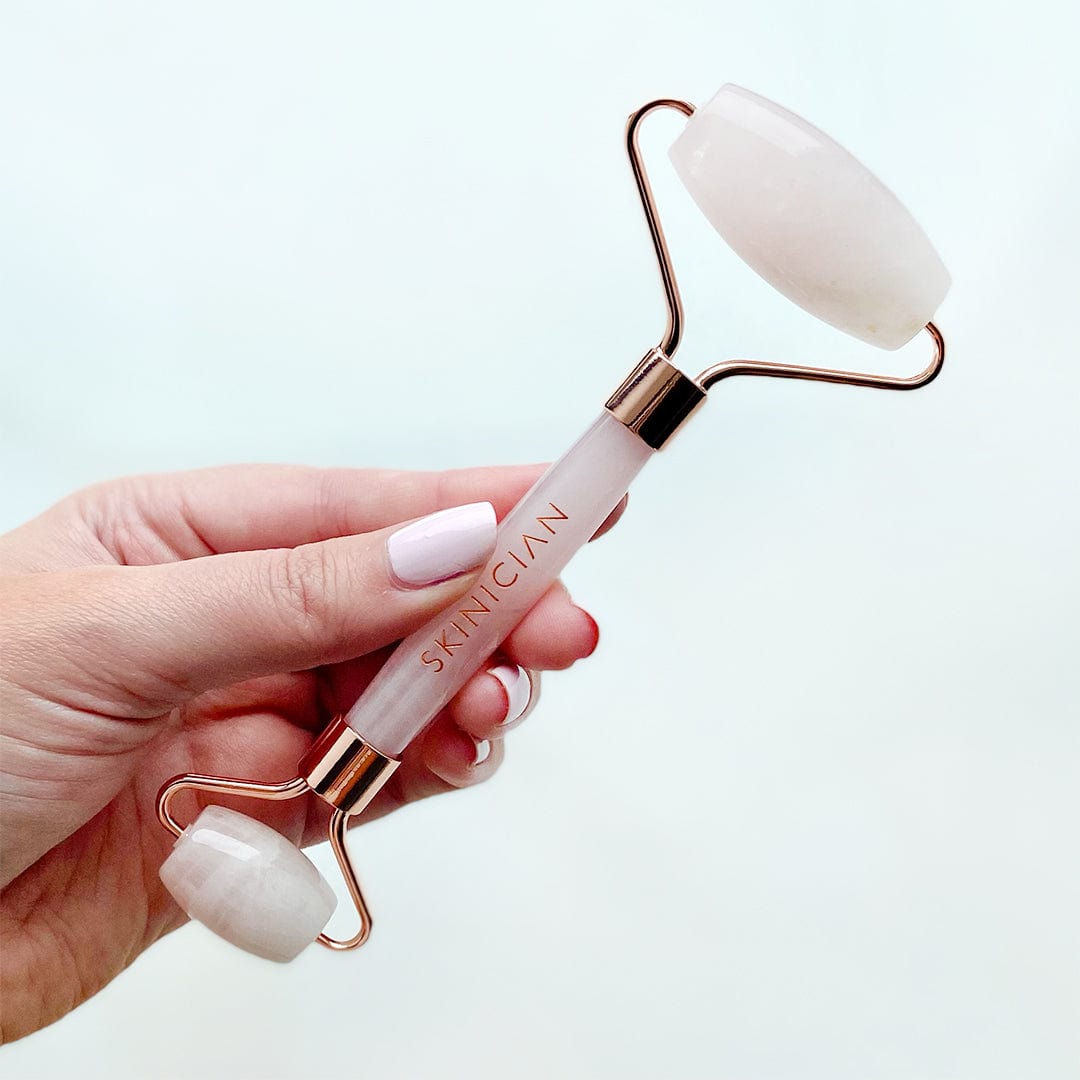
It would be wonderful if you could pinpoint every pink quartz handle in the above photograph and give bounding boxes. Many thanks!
[343,411,655,757]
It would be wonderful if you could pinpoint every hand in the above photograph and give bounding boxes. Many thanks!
[0,464,621,1041]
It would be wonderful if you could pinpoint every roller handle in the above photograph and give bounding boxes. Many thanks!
[344,411,655,757]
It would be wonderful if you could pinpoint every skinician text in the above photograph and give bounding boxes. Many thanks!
[419,503,569,673]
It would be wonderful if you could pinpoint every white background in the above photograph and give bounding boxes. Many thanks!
[2,1,1077,1077]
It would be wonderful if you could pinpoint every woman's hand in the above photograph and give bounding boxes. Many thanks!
[0,464,620,1041]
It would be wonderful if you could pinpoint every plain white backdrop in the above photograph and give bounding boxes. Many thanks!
[1,1,1077,1077]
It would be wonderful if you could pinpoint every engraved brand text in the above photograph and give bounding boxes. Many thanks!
[420,503,569,673]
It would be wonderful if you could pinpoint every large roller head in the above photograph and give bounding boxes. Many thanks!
[669,84,950,350]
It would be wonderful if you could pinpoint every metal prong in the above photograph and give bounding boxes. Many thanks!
[696,321,945,392]
[316,809,373,951]
[156,772,310,838]
[626,98,695,359]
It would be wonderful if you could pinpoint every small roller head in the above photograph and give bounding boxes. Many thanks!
[669,84,950,350]
[159,805,336,962]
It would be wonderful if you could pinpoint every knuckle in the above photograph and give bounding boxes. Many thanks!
[269,544,336,639]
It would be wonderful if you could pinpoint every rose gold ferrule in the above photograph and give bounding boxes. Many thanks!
[298,716,399,816]
[605,348,707,449]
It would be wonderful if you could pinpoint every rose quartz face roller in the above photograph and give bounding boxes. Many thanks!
[157,84,950,962]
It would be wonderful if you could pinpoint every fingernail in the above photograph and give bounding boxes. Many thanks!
[489,663,531,726]
[472,738,492,766]
[577,607,600,657]
[388,502,497,588]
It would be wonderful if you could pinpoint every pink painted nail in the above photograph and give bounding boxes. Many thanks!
[577,607,600,657]
[387,503,497,588]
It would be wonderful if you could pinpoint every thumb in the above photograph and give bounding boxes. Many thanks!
[80,502,498,713]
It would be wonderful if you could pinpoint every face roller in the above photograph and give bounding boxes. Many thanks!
[157,85,950,962]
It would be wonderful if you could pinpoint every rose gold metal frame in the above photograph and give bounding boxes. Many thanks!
[156,774,309,838]
[627,99,695,358]
[156,718,400,952]
[623,99,944,422]
[323,809,374,950]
